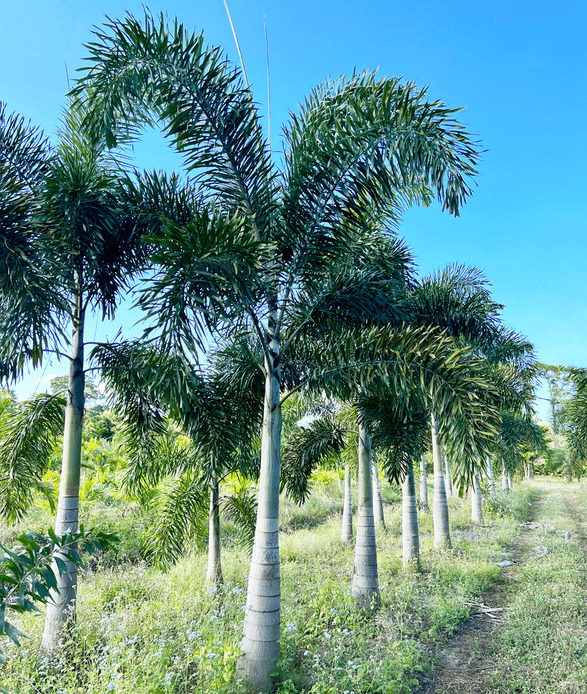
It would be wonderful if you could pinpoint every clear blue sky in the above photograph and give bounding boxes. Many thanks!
[3,0,586,419]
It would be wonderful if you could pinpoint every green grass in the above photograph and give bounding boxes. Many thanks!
[486,481,587,694]
[0,479,548,693]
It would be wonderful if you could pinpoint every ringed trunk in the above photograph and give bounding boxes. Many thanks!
[41,294,85,653]
[402,457,420,569]
[206,474,223,585]
[431,414,451,549]
[341,463,353,543]
[419,454,428,508]
[239,351,282,692]
[351,423,379,608]
[471,468,484,525]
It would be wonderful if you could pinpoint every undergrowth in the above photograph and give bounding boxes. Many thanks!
[1,478,537,693]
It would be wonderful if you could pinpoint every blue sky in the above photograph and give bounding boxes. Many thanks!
[2,0,586,420]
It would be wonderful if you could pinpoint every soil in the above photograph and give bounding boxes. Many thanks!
[419,490,544,694]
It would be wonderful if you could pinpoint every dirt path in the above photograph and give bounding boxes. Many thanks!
[421,489,545,694]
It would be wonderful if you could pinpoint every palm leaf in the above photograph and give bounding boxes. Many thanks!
[0,394,65,521]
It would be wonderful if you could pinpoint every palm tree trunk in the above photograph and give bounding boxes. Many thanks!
[419,454,428,508]
[341,463,353,543]
[352,423,379,608]
[502,466,509,491]
[335,460,342,492]
[372,453,386,530]
[444,450,453,499]
[402,457,420,568]
[487,458,497,498]
[431,414,451,549]
[206,473,223,585]
[471,467,484,525]
[507,473,513,490]
[239,347,282,692]
[41,291,85,653]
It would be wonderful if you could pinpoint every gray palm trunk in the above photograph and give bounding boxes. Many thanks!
[341,463,353,543]
[444,451,453,498]
[487,458,497,498]
[372,454,386,529]
[471,467,484,525]
[206,474,223,585]
[239,337,282,692]
[41,291,85,652]
[502,466,508,490]
[419,454,428,508]
[351,423,379,608]
[507,473,513,490]
[402,457,420,568]
[431,414,451,549]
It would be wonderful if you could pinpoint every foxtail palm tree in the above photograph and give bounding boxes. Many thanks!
[75,13,482,689]
[0,102,161,651]
[372,454,386,528]
[402,457,420,568]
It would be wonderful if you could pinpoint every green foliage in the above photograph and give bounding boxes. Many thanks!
[0,394,65,521]
[0,528,117,670]
[0,486,545,692]
[220,485,258,551]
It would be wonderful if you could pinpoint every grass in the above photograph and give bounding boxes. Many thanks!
[485,480,587,694]
[0,475,561,693]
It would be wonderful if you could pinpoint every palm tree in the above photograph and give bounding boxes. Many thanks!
[471,467,484,525]
[74,12,482,689]
[0,102,172,651]
[372,453,386,529]
[92,338,265,583]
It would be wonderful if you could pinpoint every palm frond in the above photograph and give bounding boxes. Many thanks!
[281,417,346,504]
[359,395,429,482]
[221,487,258,551]
[297,324,500,488]
[143,471,207,569]
[282,73,480,276]
[0,394,65,521]
[137,208,273,353]
[73,11,278,243]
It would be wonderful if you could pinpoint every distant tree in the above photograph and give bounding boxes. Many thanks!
[50,375,102,403]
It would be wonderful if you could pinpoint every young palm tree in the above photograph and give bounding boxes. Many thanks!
[92,338,265,582]
[74,13,482,689]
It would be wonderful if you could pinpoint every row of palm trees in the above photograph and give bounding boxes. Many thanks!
[0,11,543,691]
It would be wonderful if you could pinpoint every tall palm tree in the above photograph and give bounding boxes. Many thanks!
[74,13,482,689]
[0,102,169,651]
[408,266,536,543]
